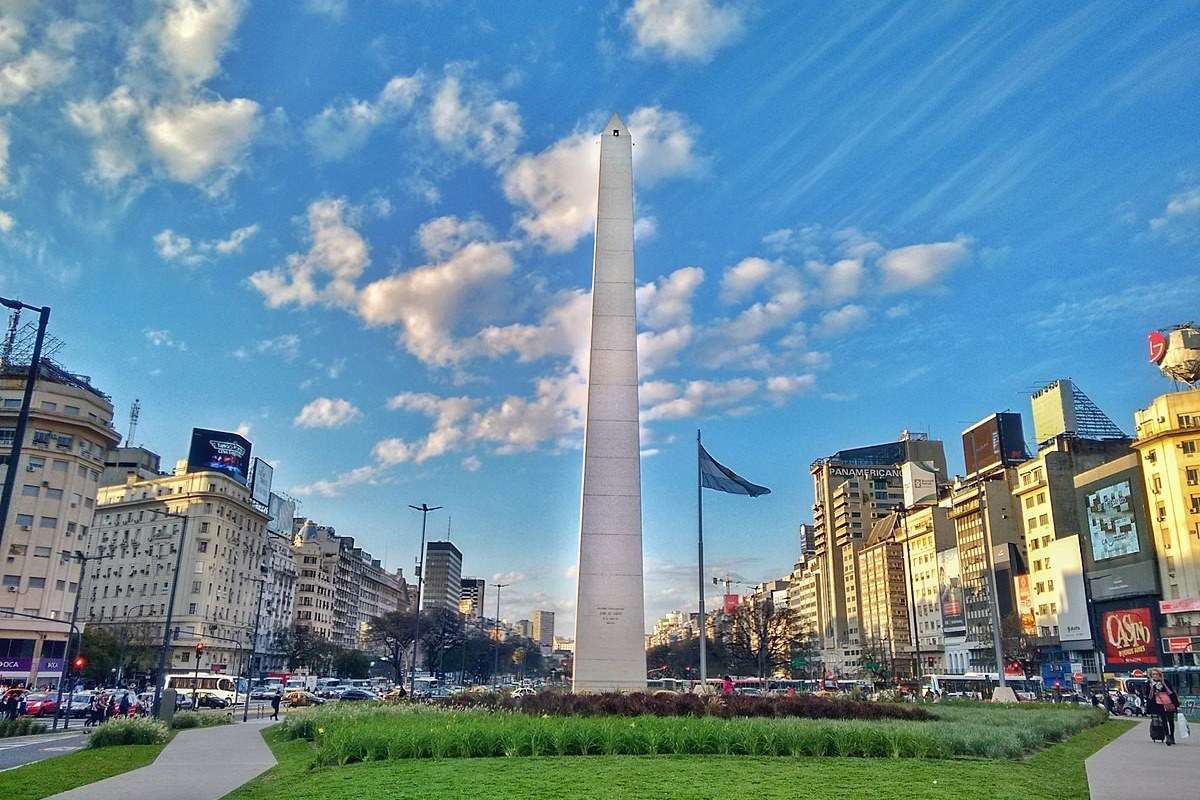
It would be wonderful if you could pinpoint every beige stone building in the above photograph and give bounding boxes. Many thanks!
[1133,389,1200,642]
[1,362,119,687]
[85,462,270,675]
[856,514,913,676]
[895,502,956,674]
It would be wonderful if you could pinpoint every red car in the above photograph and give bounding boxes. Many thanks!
[23,692,60,717]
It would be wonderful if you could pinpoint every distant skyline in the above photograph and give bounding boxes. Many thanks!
[1,2,1197,633]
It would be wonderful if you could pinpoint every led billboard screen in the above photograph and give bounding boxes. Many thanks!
[962,412,1027,475]
[186,428,252,485]
[1086,480,1140,561]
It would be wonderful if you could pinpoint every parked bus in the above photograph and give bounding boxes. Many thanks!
[165,673,239,704]
[922,673,1043,700]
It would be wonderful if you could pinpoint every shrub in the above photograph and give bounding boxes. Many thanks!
[87,716,170,748]
[0,717,48,738]
[440,691,933,722]
[170,711,233,729]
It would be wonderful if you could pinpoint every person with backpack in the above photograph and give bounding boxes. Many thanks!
[270,689,282,720]
[1145,668,1181,746]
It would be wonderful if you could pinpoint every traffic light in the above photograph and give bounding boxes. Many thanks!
[195,641,206,654]
[72,655,86,671]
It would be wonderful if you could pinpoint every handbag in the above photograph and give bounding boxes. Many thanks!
[1155,690,1176,711]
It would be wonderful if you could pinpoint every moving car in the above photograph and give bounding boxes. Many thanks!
[284,690,325,707]
[336,688,380,702]
[510,687,536,698]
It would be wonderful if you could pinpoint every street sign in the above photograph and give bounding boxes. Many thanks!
[865,661,881,671]
[1072,672,1084,683]
[790,657,807,668]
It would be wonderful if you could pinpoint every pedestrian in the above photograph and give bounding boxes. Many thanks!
[86,694,101,727]
[2,689,17,720]
[270,689,282,720]
[118,692,131,717]
[1145,668,1181,746]
[721,675,734,696]
[106,694,117,722]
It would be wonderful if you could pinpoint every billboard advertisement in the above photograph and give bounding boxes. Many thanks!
[1089,561,1158,602]
[1049,535,1091,643]
[937,549,966,635]
[1160,597,1200,615]
[1086,480,1139,561]
[1014,574,1036,635]
[962,412,1027,476]
[249,458,274,509]
[267,492,297,537]
[187,428,252,485]
[1102,607,1157,665]
[902,461,938,507]
[723,594,739,615]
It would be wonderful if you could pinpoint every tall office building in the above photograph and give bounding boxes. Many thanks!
[459,577,485,618]
[1,360,120,688]
[895,502,956,674]
[532,609,555,650]
[809,432,947,675]
[423,540,462,612]
[856,514,913,676]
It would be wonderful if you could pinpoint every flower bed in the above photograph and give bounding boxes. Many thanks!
[439,691,932,721]
[278,702,1107,764]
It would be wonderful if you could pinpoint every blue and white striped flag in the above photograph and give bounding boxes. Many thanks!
[698,443,770,497]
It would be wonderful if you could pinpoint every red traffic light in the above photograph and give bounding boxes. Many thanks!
[72,656,86,670]
[195,641,206,653]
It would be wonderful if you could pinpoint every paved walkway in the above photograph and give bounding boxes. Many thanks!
[47,719,276,800]
[0,731,86,772]
[1085,717,1199,800]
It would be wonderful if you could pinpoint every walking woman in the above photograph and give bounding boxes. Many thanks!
[1146,668,1181,746]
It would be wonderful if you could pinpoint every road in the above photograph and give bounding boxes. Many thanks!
[0,731,87,772]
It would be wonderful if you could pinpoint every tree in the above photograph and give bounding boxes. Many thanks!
[646,634,732,680]
[366,610,417,683]
[79,623,159,683]
[1000,612,1040,680]
[276,626,335,673]
[418,607,464,674]
[332,648,372,679]
[723,598,794,678]
[858,635,897,686]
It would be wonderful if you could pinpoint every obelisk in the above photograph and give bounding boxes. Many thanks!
[572,113,647,692]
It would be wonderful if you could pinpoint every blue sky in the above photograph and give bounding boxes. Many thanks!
[2,1,1198,633]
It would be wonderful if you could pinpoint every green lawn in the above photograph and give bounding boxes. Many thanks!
[0,738,169,800]
[225,721,1132,800]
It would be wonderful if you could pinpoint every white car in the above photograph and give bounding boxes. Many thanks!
[511,687,536,698]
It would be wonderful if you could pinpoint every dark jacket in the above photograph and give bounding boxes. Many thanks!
[1145,680,1179,715]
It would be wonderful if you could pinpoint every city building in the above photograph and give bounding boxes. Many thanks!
[100,446,163,487]
[895,502,956,675]
[532,610,555,651]
[809,431,947,675]
[459,577,486,618]
[422,540,462,612]
[1,359,120,687]
[856,514,913,676]
[85,455,270,677]
[514,618,532,639]
[256,493,297,671]
[785,561,821,648]
[647,610,693,648]
[1133,388,1200,688]
[291,520,339,641]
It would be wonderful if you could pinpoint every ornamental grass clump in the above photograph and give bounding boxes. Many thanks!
[87,716,169,748]
[170,711,233,729]
[0,717,47,738]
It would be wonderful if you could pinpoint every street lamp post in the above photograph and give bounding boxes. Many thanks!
[491,582,509,687]
[243,564,268,722]
[53,550,113,730]
[0,296,50,552]
[151,508,190,717]
[407,503,441,697]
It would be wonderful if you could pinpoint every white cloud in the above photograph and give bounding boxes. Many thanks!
[0,210,14,233]
[625,0,746,62]
[634,216,658,241]
[474,290,591,369]
[416,215,492,260]
[156,0,245,88]
[638,325,694,375]
[642,377,759,421]
[234,420,252,438]
[155,222,258,264]
[232,333,301,362]
[637,266,704,329]
[143,98,262,189]
[305,73,421,160]
[461,455,481,472]
[294,397,363,428]
[503,106,700,252]
[877,238,970,292]
[0,120,8,187]
[429,75,521,166]
[816,257,863,303]
[65,85,145,184]
[765,374,816,403]
[304,0,347,18]
[720,256,776,303]
[144,328,187,350]
[291,464,382,498]
[1149,186,1200,237]
[249,197,370,309]
[0,19,81,106]
[818,304,868,335]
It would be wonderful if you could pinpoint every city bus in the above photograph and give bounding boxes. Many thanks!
[922,673,1043,700]
[165,673,240,704]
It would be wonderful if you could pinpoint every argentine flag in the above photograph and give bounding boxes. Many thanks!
[698,443,770,497]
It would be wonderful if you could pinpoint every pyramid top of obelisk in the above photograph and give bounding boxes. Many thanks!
[604,112,628,136]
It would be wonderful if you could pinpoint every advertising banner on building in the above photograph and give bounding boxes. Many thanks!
[723,594,739,615]
[267,492,296,537]
[187,428,252,485]
[249,457,274,509]
[1049,535,1092,643]
[902,461,938,507]
[962,412,1027,476]
[1014,574,1036,635]
[937,549,966,635]
[1102,607,1158,665]
[1162,636,1197,654]
[1085,480,1140,560]
[1160,597,1200,615]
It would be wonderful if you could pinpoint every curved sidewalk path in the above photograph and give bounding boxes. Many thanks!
[1085,717,1198,800]
[48,718,276,800]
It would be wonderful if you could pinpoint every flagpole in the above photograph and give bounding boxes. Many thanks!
[697,429,707,689]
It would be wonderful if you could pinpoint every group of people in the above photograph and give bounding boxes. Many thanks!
[1,685,29,719]
[84,690,140,727]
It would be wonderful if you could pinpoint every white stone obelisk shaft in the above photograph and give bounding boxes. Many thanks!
[572,113,646,692]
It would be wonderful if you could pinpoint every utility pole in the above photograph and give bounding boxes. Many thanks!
[0,296,50,551]
[492,582,509,687]
[407,503,441,696]
[53,550,113,730]
[243,563,268,722]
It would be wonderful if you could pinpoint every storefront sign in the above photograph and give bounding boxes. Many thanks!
[1102,607,1157,664]
[1159,597,1200,615]
[1163,636,1198,654]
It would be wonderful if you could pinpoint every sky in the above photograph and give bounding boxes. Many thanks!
[1,1,1198,635]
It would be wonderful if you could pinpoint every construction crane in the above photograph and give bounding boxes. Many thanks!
[126,398,141,446]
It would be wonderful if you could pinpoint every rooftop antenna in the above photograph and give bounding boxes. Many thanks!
[126,398,141,446]
[0,308,18,368]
